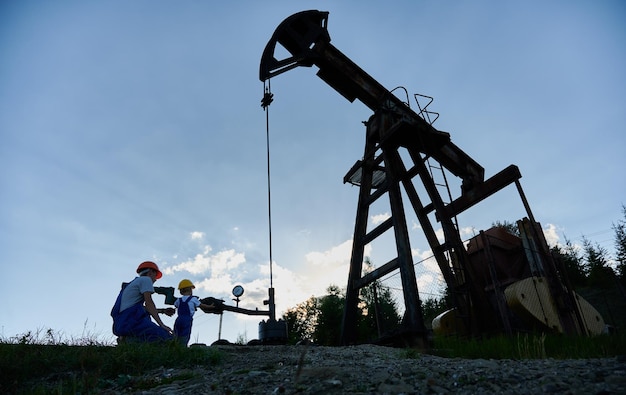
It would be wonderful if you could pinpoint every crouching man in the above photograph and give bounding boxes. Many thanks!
[111,261,174,343]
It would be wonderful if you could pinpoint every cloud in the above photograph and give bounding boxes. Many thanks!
[412,247,433,263]
[542,223,560,247]
[269,239,372,313]
[434,228,444,243]
[198,260,334,320]
[164,232,454,321]
[409,249,445,297]
[160,238,360,319]
[416,272,436,290]
[190,231,205,240]
[371,212,390,225]
[194,273,235,296]
[163,247,245,276]
[459,226,477,239]
[432,226,476,244]
[304,239,353,267]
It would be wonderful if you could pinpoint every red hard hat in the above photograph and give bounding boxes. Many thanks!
[136,261,163,279]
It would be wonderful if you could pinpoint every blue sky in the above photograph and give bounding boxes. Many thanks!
[1,1,624,345]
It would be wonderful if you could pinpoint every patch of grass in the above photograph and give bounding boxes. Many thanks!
[430,331,626,359]
[516,332,546,359]
[104,371,196,392]
[399,347,421,359]
[0,328,224,394]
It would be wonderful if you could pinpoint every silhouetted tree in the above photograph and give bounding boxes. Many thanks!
[552,238,587,287]
[282,285,347,345]
[282,296,317,344]
[613,204,626,286]
[492,220,519,236]
[582,236,614,287]
[314,285,345,345]
[421,296,448,330]
[358,259,402,340]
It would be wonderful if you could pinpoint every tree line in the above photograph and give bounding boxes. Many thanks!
[550,205,626,328]
[282,205,626,345]
[282,259,402,345]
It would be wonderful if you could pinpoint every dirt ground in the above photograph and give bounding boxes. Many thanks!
[100,344,626,394]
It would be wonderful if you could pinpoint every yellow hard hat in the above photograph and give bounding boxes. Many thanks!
[178,279,195,290]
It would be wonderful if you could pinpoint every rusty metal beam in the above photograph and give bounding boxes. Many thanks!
[361,216,393,245]
[441,165,522,220]
[354,258,399,289]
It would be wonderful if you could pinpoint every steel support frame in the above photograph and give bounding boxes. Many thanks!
[340,110,477,344]
[339,99,537,342]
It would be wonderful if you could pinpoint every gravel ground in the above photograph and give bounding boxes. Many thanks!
[99,344,626,394]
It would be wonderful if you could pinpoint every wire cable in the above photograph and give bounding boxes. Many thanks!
[262,80,274,288]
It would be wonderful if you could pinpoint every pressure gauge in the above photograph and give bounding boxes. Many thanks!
[232,285,244,298]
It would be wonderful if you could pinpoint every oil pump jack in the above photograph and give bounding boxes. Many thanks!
[260,10,605,346]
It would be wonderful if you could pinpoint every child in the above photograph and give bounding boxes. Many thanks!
[174,279,213,346]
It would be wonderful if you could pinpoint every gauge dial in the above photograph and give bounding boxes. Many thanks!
[232,285,244,297]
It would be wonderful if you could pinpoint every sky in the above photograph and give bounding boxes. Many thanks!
[1,1,624,345]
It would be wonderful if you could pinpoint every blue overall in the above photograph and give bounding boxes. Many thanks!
[111,282,172,343]
[174,296,194,346]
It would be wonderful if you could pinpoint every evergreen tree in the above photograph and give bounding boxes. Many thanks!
[421,296,448,330]
[358,259,402,340]
[582,236,614,287]
[551,238,586,287]
[313,285,345,345]
[360,281,402,339]
[492,220,519,236]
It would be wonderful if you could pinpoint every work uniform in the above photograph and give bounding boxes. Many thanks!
[174,295,200,346]
[111,276,172,342]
